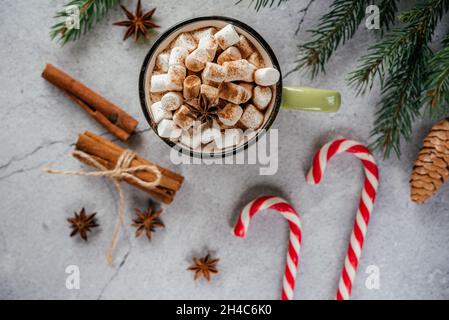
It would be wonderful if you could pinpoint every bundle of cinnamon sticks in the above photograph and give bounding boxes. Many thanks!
[74,132,183,204]
[42,64,138,141]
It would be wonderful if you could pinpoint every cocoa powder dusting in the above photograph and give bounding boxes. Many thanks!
[185,75,201,87]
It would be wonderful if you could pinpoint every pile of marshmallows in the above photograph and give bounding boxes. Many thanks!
[149,24,280,152]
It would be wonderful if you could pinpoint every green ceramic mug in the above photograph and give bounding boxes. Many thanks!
[139,16,341,158]
[281,87,340,112]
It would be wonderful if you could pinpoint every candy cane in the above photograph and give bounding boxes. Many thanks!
[306,138,379,300]
[233,195,302,300]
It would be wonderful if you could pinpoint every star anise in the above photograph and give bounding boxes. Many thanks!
[187,254,219,282]
[113,0,160,42]
[132,205,164,240]
[184,94,219,128]
[67,208,99,241]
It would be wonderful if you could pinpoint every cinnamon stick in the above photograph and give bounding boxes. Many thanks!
[66,93,131,141]
[74,131,184,204]
[77,133,183,191]
[84,132,184,186]
[72,153,174,204]
[42,64,138,141]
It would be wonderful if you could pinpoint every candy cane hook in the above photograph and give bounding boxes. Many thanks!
[233,195,302,300]
[307,139,379,300]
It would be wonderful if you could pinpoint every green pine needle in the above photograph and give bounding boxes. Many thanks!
[350,0,449,158]
[423,33,449,118]
[347,28,417,95]
[292,0,371,78]
[236,0,288,11]
[289,0,398,78]
[348,0,447,95]
[246,0,448,159]
[378,0,399,31]
[50,0,119,45]
[370,44,433,158]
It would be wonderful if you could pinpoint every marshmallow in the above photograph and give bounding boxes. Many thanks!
[217,46,242,65]
[253,86,272,110]
[201,122,221,144]
[247,51,265,68]
[235,35,254,59]
[202,62,226,84]
[238,82,254,100]
[150,91,165,102]
[183,75,201,99]
[161,92,183,111]
[185,48,209,72]
[173,105,195,130]
[150,74,170,93]
[150,101,172,124]
[254,68,280,86]
[169,46,189,66]
[180,129,202,149]
[192,27,217,42]
[214,24,240,50]
[201,128,215,145]
[171,32,197,53]
[157,119,182,139]
[167,65,186,91]
[218,103,243,126]
[219,82,251,105]
[240,104,264,130]
[215,128,243,149]
[155,52,170,72]
[224,59,256,82]
[200,84,219,104]
[202,72,221,87]
[198,35,218,61]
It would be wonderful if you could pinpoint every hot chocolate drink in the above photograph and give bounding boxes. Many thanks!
[148,23,281,153]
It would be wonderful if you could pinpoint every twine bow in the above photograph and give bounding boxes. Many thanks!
[45,149,162,264]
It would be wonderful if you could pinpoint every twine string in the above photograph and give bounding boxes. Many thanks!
[45,149,162,264]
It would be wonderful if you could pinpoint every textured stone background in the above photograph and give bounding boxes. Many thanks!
[1,0,449,300]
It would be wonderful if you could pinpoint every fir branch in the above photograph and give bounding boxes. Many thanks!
[348,0,448,95]
[347,28,416,95]
[292,0,370,77]
[379,0,398,31]
[371,44,433,158]
[288,0,399,78]
[423,33,449,117]
[358,0,449,158]
[399,0,448,23]
[50,0,119,45]
[235,0,288,11]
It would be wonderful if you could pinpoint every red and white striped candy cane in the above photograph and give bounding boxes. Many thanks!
[306,138,379,300]
[233,195,302,300]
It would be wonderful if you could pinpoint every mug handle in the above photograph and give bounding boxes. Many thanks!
[281,86,341,113]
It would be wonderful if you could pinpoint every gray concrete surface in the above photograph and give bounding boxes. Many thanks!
[1,0,449,300]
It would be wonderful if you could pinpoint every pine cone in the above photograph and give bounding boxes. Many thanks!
[410,118,449,204]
